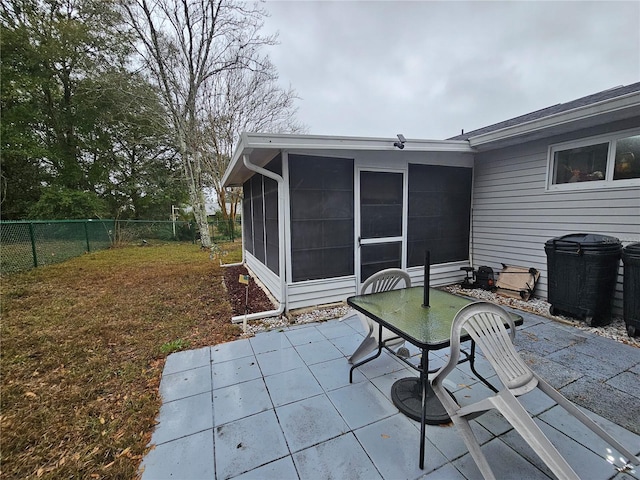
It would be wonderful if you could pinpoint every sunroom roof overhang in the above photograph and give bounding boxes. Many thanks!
[222,133,473,187]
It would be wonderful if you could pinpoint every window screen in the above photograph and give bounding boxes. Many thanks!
[265,156,281,274]
[289,154,354,282]
[360,171,403,239]
[407,164,472,266]
[552,143,609,184]
[613,135,640,180]
[264,175,279,275]
[361,242,402,281]
[242,156,281,273]
[242,179,253,254]
[251,175,265,263]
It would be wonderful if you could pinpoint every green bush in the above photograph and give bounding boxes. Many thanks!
[28,187,108,220]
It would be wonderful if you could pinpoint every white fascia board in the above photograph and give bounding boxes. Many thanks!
[468,91,640,147]
[223,132,473,187]
[237,132,472,152]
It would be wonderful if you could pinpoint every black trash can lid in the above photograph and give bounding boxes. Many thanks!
[623,242,640,256]
[555,233,620,245]
[545,233,621,253]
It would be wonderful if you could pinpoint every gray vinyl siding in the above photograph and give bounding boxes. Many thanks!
[246,252,282,302]
[285,263,470,311]
[471,121,640,316]
[287,276,356,310]
[407,262,472,289]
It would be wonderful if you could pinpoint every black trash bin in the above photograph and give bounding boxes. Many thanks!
[622,242,640,337]
[545,233,622,326]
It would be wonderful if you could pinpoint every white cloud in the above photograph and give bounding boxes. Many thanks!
[262,0,640,139]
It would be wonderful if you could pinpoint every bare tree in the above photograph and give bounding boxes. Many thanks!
[201,55,306,223]
[121,0,274,247]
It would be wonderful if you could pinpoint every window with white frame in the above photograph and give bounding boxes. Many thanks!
[548,131,640,189]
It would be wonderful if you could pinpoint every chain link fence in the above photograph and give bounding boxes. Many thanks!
[114,219,239,244]
[1,218,241,274]
[1,220,115,274]
[115,219,194,244]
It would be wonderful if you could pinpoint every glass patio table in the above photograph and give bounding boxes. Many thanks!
[347,286,523,469]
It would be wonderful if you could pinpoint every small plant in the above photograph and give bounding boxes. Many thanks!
[160,338,190,354]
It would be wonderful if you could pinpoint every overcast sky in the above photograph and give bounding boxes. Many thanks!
[260,0,640,140]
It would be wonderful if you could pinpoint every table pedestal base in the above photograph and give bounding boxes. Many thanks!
[391,378,453,425]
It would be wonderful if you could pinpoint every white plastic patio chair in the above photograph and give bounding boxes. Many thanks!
[431,301,640,480]
[347,268,411,364]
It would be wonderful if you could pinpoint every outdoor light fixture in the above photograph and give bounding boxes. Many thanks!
[394,133,406,149]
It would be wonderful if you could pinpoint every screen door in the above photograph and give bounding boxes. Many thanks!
[358,170,405,282]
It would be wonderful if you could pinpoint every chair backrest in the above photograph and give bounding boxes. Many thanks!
[360,268,411,295]
[436,301,536,395]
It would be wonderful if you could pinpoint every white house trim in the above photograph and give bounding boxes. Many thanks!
[468,90,640,149]
[223,132,473,188]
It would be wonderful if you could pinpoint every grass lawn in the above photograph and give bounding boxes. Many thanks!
[1,242,243,479]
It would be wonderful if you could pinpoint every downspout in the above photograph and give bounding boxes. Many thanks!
[231,153,286,323]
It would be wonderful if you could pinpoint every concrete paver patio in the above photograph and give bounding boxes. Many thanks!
[140,307,640,480]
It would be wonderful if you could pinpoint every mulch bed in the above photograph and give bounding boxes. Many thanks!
[223,265,276,316]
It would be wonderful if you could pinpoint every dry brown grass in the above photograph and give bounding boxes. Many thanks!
[1,242,243,479]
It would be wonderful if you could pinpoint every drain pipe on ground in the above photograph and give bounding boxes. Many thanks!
[230,154,287,324]
[219,230,244,268]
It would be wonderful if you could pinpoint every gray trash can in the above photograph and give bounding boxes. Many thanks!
[545,233,622,326]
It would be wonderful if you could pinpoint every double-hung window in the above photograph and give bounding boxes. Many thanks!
[547,130,640,190]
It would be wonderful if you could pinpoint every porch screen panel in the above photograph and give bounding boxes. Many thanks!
[407,164,472,266]
[264,155,281,275]
[289,154,354,282]
[264,175,279,275]
[361,242,402,281]
[265,154,283,176]
[251,175,265,263]
[360,171,403,238]
[242,179,253,255]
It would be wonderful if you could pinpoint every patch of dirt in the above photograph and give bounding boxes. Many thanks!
[223,265,276,316]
